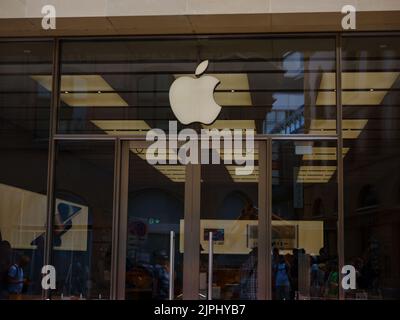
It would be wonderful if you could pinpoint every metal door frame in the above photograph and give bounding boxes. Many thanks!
[114,139,272,300]
[115,140,205,300]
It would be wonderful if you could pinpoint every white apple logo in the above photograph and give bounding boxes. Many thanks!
[169,60,221,125]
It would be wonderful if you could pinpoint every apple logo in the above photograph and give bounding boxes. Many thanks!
[169,60,221,125]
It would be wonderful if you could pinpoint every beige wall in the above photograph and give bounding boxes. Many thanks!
[2,0,400,18]
[0,0,400,36]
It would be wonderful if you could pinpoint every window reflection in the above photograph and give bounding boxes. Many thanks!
[0,41,52,300]
[272,140,338,300]
[343,36,400,300]
[2,34,399,301]
[125,142,184,300]
[200,143,259,300]
[55,37,336,135]
[53,141,114,299]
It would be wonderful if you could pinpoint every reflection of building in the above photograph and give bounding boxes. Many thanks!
[0,0,400,300]
[0,183,88,251]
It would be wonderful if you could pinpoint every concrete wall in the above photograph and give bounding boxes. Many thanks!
[0,1,400,37]
[1,0,400,18]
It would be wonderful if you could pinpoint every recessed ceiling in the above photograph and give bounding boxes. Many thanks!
[174,73,252,106]
[309,119,368,139]
[31,75,128,107]
[225,165,259,183]
[316,72,399,105]
[302,147,350,161]
[297,165,337,183]
[153,165,186,182]
[130,148,185,182]
[91,120,150,135]
[202,120,256,130]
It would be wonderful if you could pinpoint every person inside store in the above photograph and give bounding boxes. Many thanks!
[274,254,291,300]
[310,256,326,298]
[238,201,258,220]
[6,255,30,300]
[152,250,170,300]
[271,247,280,299]
[239,246,258,299]
[289,248,299,299]
[325,260,339,299]
[0,238,12,299]
[238,201,259,299]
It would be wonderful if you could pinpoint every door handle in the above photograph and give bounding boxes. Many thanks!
[169,230,175,300]
[208,231,213,300]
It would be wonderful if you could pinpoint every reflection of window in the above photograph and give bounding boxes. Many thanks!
[358,184,379,208]
[282,51,304,79]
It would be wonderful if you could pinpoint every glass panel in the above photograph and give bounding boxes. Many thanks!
[272,140,338,300]
[199,142,259,300]
[0,41,52,300]
[57,37,335,135]
[342,36,400,300]
[125,141,184,300]
[52,141,114,299]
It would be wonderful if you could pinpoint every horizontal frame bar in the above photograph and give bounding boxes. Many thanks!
[53,134,338,141]
[1,31,400,42]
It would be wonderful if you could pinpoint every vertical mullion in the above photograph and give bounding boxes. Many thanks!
[257,139,272,300]
[110,138,121,299]
[336,33,345,300]
[182,165,193,299]
[257,141,267,299]
[116,140,130,299]
[183,164,201,299]
[266,138,272,300]
[43,38,61,300]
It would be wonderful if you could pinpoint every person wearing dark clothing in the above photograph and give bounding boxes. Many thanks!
[290,248,299,299]
[274,255,291,300]
[152,250,170,300]
[0,240,12,299]
[240,247,258,299]
[7,255,30,300]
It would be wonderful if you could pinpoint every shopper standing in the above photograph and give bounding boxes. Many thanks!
[7,255,30,300]
[274,255,291,300]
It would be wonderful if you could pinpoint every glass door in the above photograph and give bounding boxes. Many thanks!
[118,140,267,300]
[271,140,339,300]
[197,141,263,300]
[120,141,186,300]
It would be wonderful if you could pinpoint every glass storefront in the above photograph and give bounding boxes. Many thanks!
[342,35,400,300]
[53,141,114,299]
[199,142,260,300]
[272,140,338,300]
[56,37,335,135]
[124,141,185,300]
[0,41,53,299]
[0,34,399,300]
